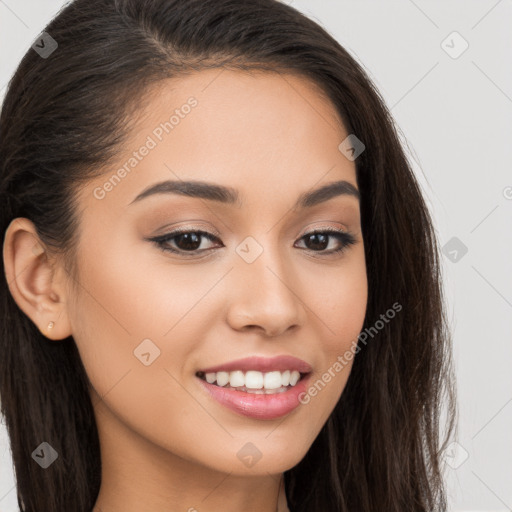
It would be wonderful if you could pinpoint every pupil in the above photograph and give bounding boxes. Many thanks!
[177,233,201,251]
[307,233,328,250]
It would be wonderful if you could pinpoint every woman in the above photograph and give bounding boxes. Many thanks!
[0,0,457,510]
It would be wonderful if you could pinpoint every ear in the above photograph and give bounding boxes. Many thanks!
[2,217,73,340]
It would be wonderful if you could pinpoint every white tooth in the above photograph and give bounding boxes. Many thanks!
[245,371,264,389]
[289,370,300,386]
[216,371,230,387]
[229,370,245,388]
[205,372,216,384]
[210,369,302,389]
[264,371,283,390]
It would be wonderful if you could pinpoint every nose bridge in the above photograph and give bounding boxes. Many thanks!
[236,231,289,289]
[227,233,304,334]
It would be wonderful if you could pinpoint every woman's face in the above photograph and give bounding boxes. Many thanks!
[64,69,368,478]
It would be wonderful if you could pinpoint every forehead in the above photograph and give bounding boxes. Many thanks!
[78,68,356,214]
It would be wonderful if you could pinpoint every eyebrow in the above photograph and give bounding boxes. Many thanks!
[129,178,360,209]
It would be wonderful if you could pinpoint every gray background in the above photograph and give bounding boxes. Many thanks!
[1,1,511,510]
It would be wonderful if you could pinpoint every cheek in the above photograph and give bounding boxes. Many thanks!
[71,232,216,343]
[298,255,367,424]
[67,259,209,457]
[66,242,222,435]
[311,250,368,347]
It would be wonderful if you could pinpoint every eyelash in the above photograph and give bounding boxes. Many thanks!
[148,226,357,258]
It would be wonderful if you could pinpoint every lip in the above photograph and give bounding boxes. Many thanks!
[196,355,313,374]
[196,372,312,420]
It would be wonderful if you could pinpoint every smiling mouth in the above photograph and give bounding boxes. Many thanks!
[195,370,309,394]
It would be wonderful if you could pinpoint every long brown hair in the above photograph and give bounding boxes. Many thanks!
[0,0,457,510]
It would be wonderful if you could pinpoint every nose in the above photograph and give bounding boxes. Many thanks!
[225,242,306,337]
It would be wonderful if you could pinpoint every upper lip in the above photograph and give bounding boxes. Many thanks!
[197,355,313,374]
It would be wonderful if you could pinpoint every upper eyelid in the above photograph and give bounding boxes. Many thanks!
[158,224,350,239]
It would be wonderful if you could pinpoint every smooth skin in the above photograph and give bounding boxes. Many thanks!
[3,69,368,512]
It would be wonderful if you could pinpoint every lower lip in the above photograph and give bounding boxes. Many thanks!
[196,373,311,420]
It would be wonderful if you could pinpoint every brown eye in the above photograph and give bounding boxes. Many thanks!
[295,228,357,255]
[150,229,221,255]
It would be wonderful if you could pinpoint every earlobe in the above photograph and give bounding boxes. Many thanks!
[2,217,73,340]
